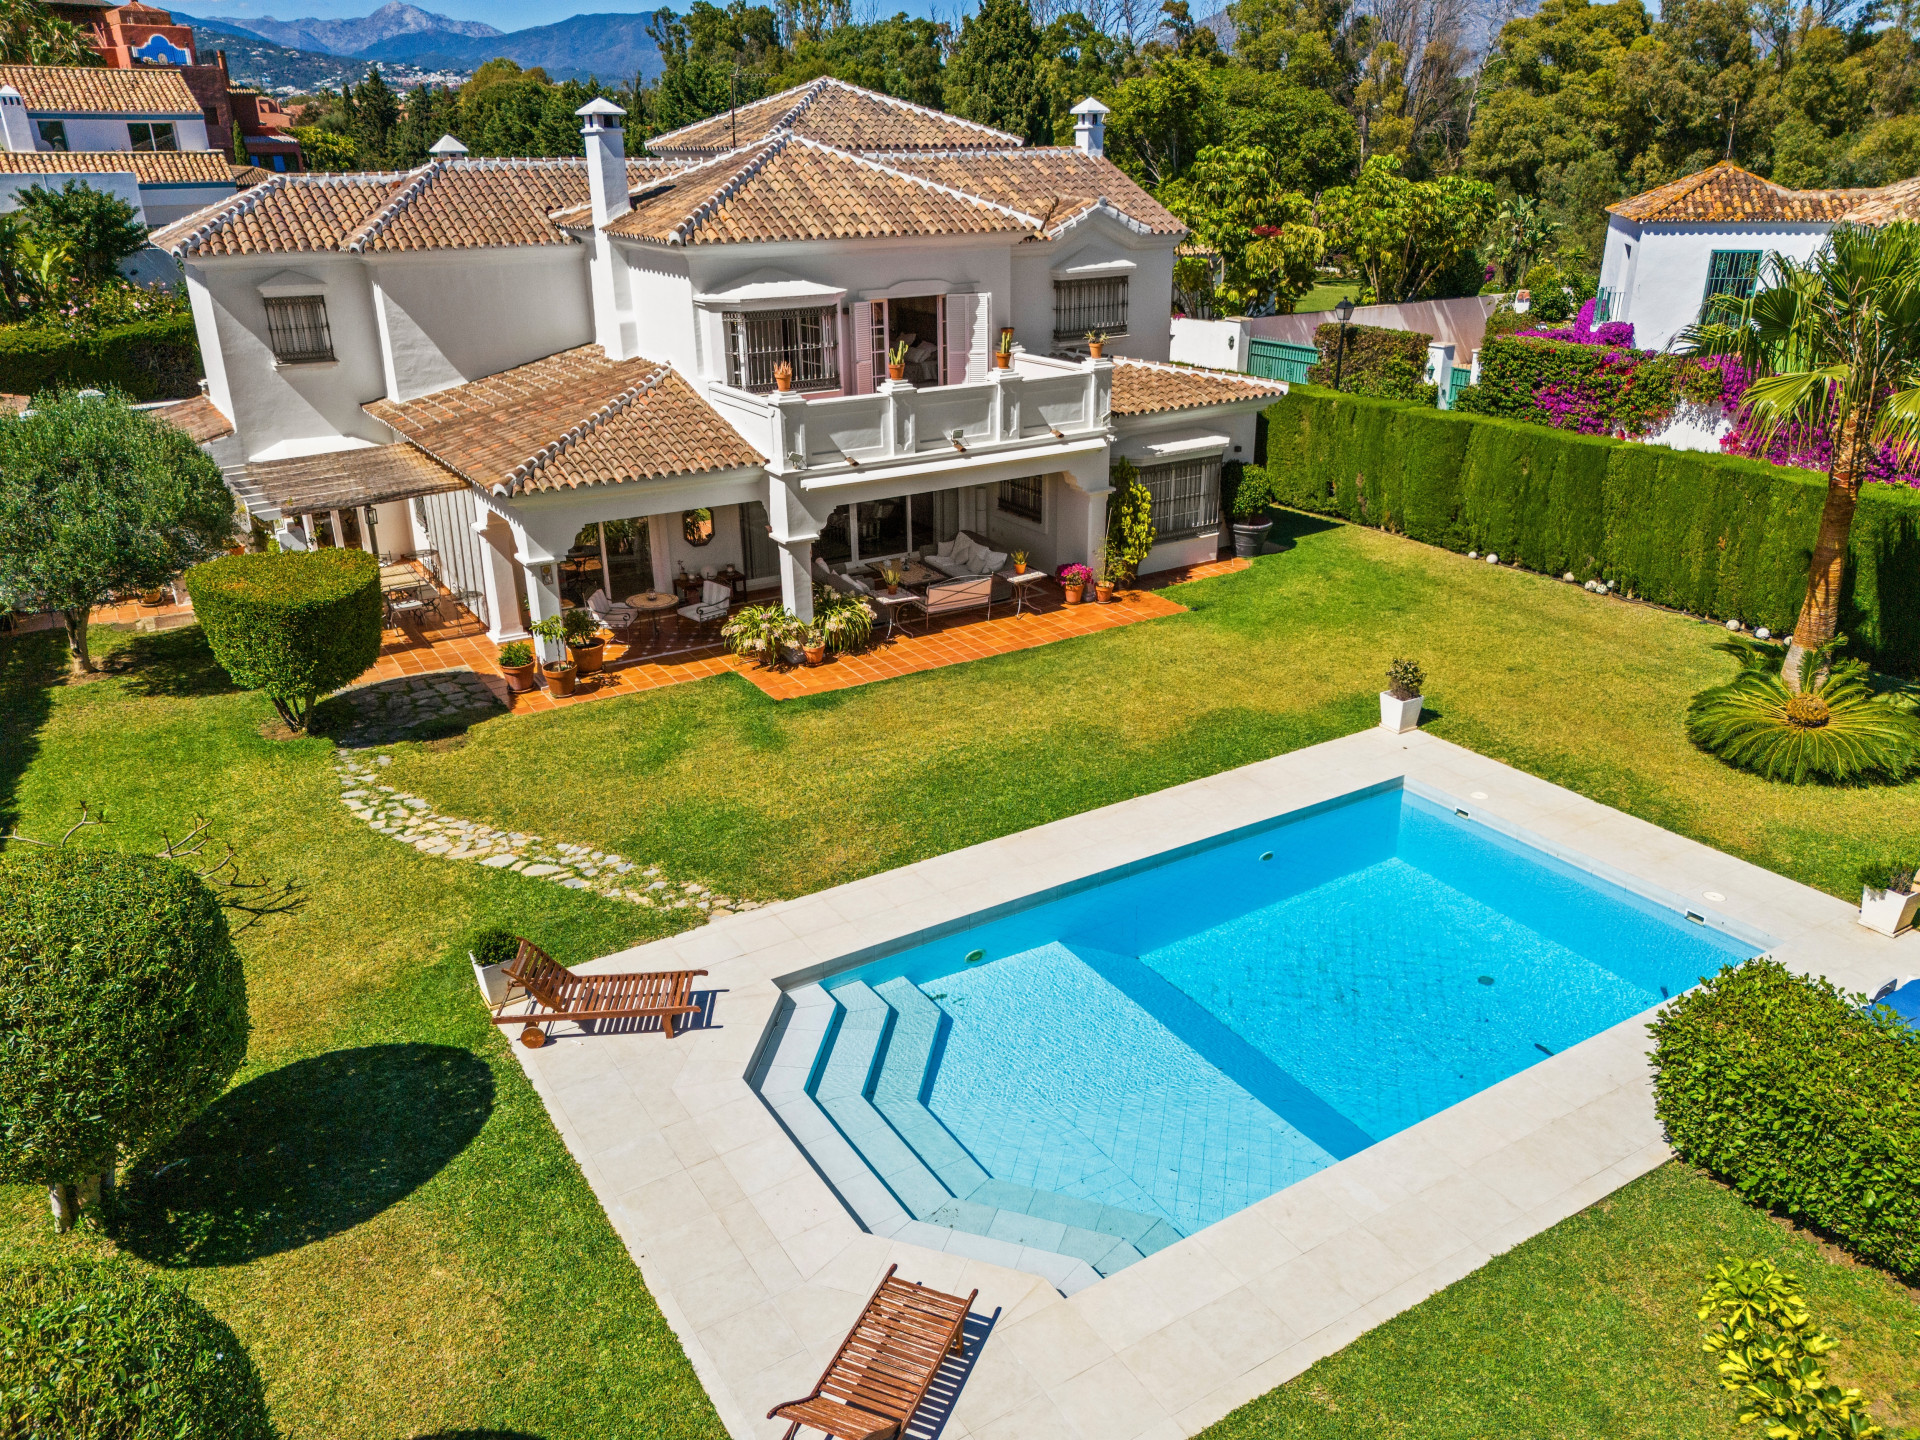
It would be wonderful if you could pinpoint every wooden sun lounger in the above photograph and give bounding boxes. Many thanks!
[488,939,707,1048]
[768,1264,977,1440]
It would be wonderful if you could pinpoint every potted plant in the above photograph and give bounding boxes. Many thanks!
[722,603,801,668]
[1058,561,1090,604]
[497,640,539,693]
[1380,657,1425,733]
[801,621,827,667]
[139,585,170,607]
[1085,330,1106,358]
[876,560,904,595]
[994,328,1014,369]
[562,605,606,673]
[887,338,909,382]
[1858,855,1920,937]
[774,360,795,392]
[530,615,577,695]
[1229,465,1276,559]
[813,588,875,654]
[469,927,520,1007]
[1011,549,1029,575]
[1092,544,1116,603]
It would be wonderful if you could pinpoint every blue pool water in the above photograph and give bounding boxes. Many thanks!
[777,784,1759,1278]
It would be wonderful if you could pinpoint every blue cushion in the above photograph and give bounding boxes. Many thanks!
[1883,980,1920,1024]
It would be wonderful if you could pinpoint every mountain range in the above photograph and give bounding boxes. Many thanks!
[175,3,663,84]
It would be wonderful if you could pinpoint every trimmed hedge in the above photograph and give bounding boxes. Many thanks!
[1262,385,1920,671]
[0,1257,276,1437]
[1305,322,1436,403]
[183,549,382,729]
[0,315,202,401]
[1649,960,1920,1282]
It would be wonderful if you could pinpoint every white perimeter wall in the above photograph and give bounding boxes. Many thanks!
[1609,220,1833,352]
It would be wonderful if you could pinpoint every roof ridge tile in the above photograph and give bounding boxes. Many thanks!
[345,160,445,254]
[786,134,1044,226]
[505,363,674,492]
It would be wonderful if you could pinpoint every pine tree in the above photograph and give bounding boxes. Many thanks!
[943,0,1049,145]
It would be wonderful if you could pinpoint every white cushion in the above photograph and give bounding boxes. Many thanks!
[703,580,731,605]
[949,535,983,572]
[933,536,958,560]
[979,548,1009,573]
[925,555,968,577]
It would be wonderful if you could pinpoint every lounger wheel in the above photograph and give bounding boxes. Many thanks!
[519,1023,547,1049]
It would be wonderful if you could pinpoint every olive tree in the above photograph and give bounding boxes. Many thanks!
[0,391,235,676]
[0,849,250,1231]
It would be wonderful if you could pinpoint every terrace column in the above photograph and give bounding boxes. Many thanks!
[776,541,814,623]
[765,474,829,622]
[472,510,529,644]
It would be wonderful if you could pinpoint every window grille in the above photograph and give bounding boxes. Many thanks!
[725,307,839,392]
[997,474,1043,522]
[1053,276,1129,339]
[263,294,335,364]
[128,122,178,152]
[1703,250,1762,304]
[1141,456,1220,538]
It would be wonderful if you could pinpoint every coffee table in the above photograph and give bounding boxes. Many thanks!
[867,588,924,639]
[626,590,680,640]
[998,567,1047,616]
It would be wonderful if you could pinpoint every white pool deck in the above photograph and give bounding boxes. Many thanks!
[506,727,1904,1440]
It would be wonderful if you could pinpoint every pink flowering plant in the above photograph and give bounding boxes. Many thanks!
[1517,298,1637,348]
[1056,562,1091,586]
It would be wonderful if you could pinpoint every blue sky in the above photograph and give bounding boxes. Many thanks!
[181,0,968,36]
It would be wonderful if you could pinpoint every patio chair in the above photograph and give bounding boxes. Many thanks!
[768,1265,977,1440]
[588,587,637,637]
[488,939,708,1048]
[919,575,994,630]
[678,579,730,640]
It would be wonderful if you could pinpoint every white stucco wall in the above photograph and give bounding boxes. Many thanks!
[1009,210,1177,362]
[30,113,210,152]
[0,169,144,218]
[368,247,594,403]
[1169,316,1249,371]
[1609,220,1833,353]
[141,183,239,226]
[624,248,698,374]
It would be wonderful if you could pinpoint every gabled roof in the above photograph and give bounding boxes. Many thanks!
[365,345,763,495]
[1839,176,1920,224]
[0,148,234,185]
[1608,160,1866,224]
[1108,359,1287,417]
[558,132,1042,247]
[647,77,1023,159]
[877,149,1184,237]
[0,63,198,114]
[149,156,688,258]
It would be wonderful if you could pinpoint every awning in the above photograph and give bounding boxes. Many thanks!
[236,443,467,521]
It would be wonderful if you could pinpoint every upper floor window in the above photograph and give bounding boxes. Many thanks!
[1142,456,1221,539]
[263,294,334,364]
[1703,250,1762,305]
[725,307,839,393]
[997,475,1043,523]
[1054,276,1128,340]
[129,122,179,152]
[36,121,67,151]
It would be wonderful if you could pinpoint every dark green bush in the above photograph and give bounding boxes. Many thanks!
[1262,386,1920,671]
[0,315,203,401]
[1306,322,1437,403]
[1649,959,1920,1282]
[0,1257,275,1438]
[183,549,381,731]
[1227,463,1275,520]
[0,850,249,1209]
[466,927,520,968]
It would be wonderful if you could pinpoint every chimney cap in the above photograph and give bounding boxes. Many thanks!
[0,85,20,101]
[1070,97,1111,117]
[428,133,468,156]
[576,97,626,119]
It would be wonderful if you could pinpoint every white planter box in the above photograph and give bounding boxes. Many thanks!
[1380,692,1423,734]
[1858,887,1920,938]
[471,951,511,1007]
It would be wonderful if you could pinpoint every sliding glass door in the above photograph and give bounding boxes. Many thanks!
[815,491,963,568]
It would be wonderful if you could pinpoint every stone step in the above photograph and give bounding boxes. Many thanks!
[870,978,990,1193]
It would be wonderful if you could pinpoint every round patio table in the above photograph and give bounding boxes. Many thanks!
[627,590,681,641]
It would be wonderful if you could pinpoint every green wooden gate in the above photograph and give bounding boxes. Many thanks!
[1246,337,1320,384]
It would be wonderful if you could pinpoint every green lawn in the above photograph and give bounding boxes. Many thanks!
[1,509,1915,1436]
[1292,281,1362,314]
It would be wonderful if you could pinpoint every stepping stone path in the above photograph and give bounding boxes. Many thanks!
[320,670,506,748]
[332,751,757,918]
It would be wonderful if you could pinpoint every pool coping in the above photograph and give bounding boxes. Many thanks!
[505,728,1904,1440]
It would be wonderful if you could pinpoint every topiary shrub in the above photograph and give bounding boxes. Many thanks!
[1226,463,1275,521]
[0,1257,275,1437]
[1306,322,1437,402]
[1649,958,1920,1282]
[0,849,249,1231]
[183,549,381,732]
[1105,456,1156,582]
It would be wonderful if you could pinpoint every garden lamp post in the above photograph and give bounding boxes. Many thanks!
[1331,296,1355,391]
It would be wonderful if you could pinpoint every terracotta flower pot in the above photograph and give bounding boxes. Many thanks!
[886,583,900,595]
[500,661,538,694]
[543,663,578,697]
[888,364,906,381]
[994,352,1012,369]
[139,589,169,607]
[803,643,826,667]
[569,640,605,674]
[1095,582,1115,603]
[1087,342,1104,358]
[1014,561,1027,574]
[775,373,794,392]
[1063,583,1084,605]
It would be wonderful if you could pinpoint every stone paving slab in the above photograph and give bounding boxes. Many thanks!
[503,727,1906,1440]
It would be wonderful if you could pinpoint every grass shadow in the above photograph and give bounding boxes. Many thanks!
[117,1043,493,1267]
[103,623,240,700]
[408,1432,548,1439]
[1266,507,1344,550]
[0,630,65,832]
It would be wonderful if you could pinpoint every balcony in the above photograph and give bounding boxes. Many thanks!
[707,353,1112,487]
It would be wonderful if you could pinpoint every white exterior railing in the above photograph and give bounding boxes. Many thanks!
[708,353,1112,484]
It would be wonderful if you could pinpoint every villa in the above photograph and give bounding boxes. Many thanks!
[151,79,1284,657]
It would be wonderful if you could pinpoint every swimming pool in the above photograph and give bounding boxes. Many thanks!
[755,782,1760,1287]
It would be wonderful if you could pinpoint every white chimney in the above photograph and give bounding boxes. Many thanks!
[1071,97,1110,158]
[577,97,629,227]
[427,133,468,158]
[0,87,36,154]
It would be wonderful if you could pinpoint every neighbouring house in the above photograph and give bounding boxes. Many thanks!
[151,78,1283,650]
[1600,160,1920,351]
[0,64,235,226]
[226,85,301,173]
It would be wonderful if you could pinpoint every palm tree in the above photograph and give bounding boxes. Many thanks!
[1681,222,1920,687]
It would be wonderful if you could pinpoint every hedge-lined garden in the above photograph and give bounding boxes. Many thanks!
[0,314,202,401]
[1261,385,1920,671]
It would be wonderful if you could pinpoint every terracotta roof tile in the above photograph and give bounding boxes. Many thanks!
[1608,160,1867,223]
[150,394,234,443]
[0,148,234,184]
[366,344,763,494]
[647,77,1022,158]
[0,63,198,114]
[230,163,276,187]
[583,133,1040,246]
[1109,358,1286,417]
[877,148,1185,237]
[243,443,467,513]
[150,171,404,256]
[1840,176,1920,224]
